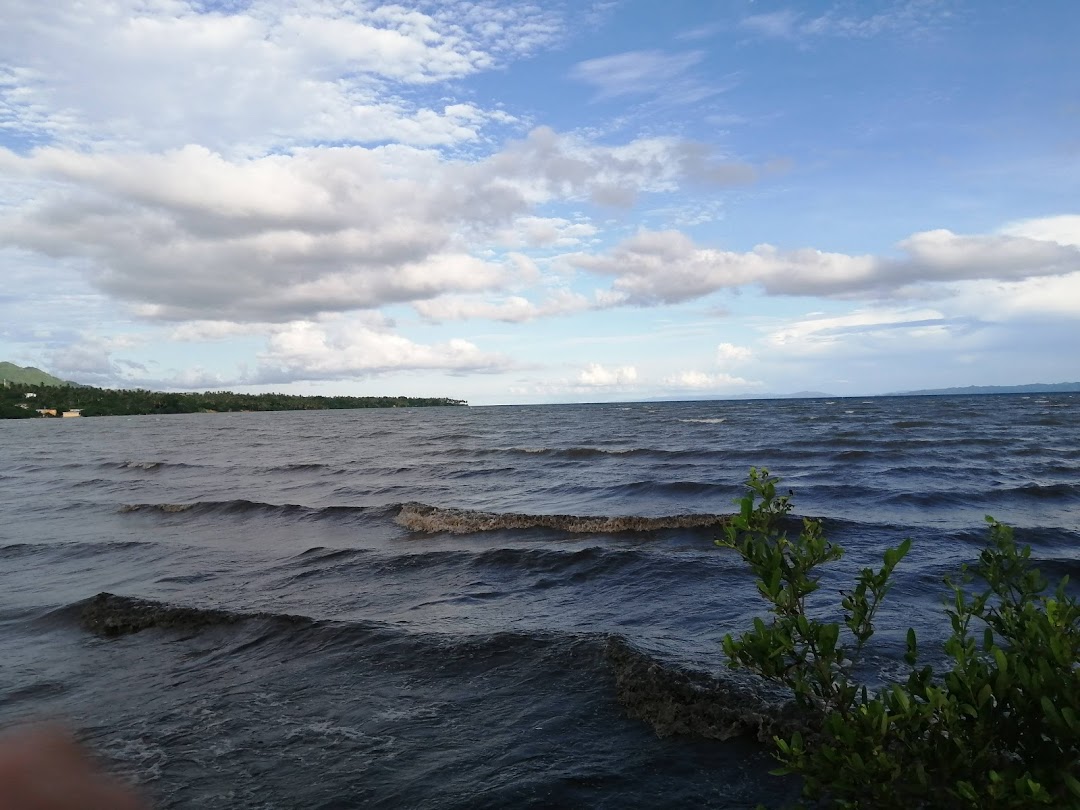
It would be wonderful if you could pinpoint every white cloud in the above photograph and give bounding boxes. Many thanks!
[492,216,599,248]
[761,307,956,357]
[662,370,758,389]
[0,130,757,323]
[0,0,563,154]
[567,220,1080,304]
[716,342,754,368]
[256,320,512,383]
[943,273,1080,320]
[577,363,638,386]
[1000,214,1080,247]
[570,50,706,100]
[414,291,590,323]
[741,3,952,42]
[45,340,119,383]
[168,321,277,343]
[740,10,802,39]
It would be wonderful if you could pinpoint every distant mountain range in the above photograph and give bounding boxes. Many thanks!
[893,382,1080,396]
[0,362,80,387]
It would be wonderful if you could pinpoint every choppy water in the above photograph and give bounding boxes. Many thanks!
[1,395,1078,808]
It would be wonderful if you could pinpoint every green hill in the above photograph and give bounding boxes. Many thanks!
[0,362,79,387]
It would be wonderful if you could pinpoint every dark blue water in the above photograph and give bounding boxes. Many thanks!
[1,395,1078,807]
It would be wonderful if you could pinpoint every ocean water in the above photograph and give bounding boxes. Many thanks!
[1,395,1077,808]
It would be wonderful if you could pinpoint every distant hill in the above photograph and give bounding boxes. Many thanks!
[895,382,1080,396]
[0,362,79,387]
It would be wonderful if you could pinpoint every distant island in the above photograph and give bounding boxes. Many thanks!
[892,382,1080,396]
[0,363,466,419]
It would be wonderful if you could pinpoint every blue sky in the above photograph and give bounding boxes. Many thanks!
[1,0,1077,403]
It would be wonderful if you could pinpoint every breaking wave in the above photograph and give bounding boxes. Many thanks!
[395,503,729,535]
[62,593,799,745]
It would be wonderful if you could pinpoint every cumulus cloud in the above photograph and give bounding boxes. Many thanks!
[1000,214,1080,247]
[0,130,757,323]
[662,370,758,389]
[940,273,1080,321]
[576,363,638,386]
[716,342,754,368]
[567,220,1080,304]
[255,320,513,383]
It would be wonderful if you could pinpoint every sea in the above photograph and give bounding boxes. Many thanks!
[1,394,1077,808]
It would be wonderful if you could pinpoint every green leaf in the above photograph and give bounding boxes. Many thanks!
[956,781,978,801]
[1041,696,1062,725]
[1063,772,1080,799]
[905,627,918,665]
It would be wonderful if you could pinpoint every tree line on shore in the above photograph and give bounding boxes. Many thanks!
[0,383,467,418]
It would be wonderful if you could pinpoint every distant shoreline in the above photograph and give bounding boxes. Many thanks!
[0,383,467,419]
[635,384,1080,404]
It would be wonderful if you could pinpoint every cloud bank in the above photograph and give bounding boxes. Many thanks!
[568,224,1080,304]
[0,130,757,322]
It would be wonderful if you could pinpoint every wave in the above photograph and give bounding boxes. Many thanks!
[59,593,799,745]
[606,636,804,744]
[0,540,159,560]
[76,592,252,637]
[881,482,1080,507]
[501,446,705,460]
[677,418,727,424]
[108,461,199,472]
[600,480,731,499]
[0,542,44,559]
[395,503,729,535]
[272,462,335,472]
[118,500,392,520]
[110,460,346,475]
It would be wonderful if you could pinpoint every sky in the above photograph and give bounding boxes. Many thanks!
[1,0,1078,405]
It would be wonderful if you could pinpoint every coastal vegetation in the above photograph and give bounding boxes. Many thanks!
[0,382,466,418]
[719,469,1080,809]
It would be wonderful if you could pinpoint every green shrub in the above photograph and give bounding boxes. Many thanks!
[717,468,1080,809]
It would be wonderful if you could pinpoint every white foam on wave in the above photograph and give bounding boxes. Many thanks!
[395,503,728,535]
[678,418,726,424]
[119,461,162,470]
